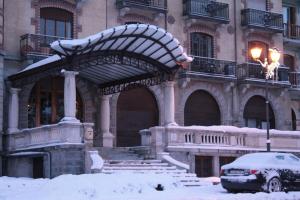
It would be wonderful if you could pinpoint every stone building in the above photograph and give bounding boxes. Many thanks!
[1,0,300,178]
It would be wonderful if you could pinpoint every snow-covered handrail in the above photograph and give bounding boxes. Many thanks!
[89,151,104,171]
[160,152,190,170]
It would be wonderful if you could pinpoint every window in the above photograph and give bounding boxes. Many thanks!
[190,33,213,58]
[40,8,73,38]
[28,77,83,128]
[248,41,269,63]
[284,54,295,71]
[283,6,296,24]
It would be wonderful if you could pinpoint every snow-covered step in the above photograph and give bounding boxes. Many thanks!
[103,163,169,167]
[105,160,162,164]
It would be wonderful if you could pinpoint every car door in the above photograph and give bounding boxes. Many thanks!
[287,155,300,190]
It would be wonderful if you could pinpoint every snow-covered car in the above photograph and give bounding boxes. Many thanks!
[220,152,300,193]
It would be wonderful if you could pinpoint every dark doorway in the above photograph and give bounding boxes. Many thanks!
[244,95,275,129]
[184,90,221,126]
[33,157,44,178]
[219,156,236,171]
[117,87,159,147]
[195,156,213,177]
[292,109,297,131]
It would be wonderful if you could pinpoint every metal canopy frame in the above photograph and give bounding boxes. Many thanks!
[9,24,191,95]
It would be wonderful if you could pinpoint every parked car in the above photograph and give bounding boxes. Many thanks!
[220,152,300,193]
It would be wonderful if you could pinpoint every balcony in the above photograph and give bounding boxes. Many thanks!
[183,0,229,24]
[241,9,283,33]
[20,34,70,62]
[116,0,167,18]
[289,72,300,88]
[283,23,300,48]
[181,56,236,81]
[237,63,290,87]
[148,126,300,154]
[5,122,93,152]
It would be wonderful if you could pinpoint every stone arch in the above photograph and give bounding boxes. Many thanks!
[239,88,282,129]
[180,82,227,125]
[110,85,163,145]
[243,95,275,129]
[184,90,221,126]
[110,86,163,146]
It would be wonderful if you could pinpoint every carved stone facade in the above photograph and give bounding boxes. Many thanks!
[1,0,300,178]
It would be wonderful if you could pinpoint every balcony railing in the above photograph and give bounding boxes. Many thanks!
[188,56,236,77]
[183,0,229,24]
[284,23,300,40]
[241,9,283,32]
[289,72,300,88]
[116,0,167,12]
[20,34,70,61]
[237,63,289,82]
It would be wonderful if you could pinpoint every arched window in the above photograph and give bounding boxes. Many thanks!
[190,33,213,58]
[28,77,83,128]
[248,41,269,63]
[184,90,221,126]
[284,54,295,71]
[40,8,73,38]
[243,96,275,129]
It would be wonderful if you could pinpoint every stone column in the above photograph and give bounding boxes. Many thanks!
[163,81,177,126]
[8,88,21,133]
[100,95,114,147]
[61,70,79,122]
[213,156,220,177]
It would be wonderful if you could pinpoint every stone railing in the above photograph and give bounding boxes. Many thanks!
[6,122,94,151]
[147,126,300,155]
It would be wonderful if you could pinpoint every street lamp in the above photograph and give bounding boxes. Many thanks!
[250,47,281,152]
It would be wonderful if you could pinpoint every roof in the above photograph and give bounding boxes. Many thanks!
[51,24,192,68]
[10,24,192,94]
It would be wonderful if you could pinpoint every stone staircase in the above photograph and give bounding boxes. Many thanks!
[101,159,205,187]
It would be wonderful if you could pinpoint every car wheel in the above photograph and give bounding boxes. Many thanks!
[267,177,282,192]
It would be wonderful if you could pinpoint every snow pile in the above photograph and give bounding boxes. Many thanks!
[0,173,300,200]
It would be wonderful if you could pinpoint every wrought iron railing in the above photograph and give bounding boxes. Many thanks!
[183,0,229,23]
[241,9,283,32]
[289,72,300,88]
[20,34,70,60]
[284,23,300,40]
[116,0,167,12]
[189,56,236,76]
[237,63,289,82]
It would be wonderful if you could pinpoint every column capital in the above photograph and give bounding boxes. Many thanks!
[61,69,79,77]
[163,81,175,88]
[10,88,21,94]
[100,95,112,101]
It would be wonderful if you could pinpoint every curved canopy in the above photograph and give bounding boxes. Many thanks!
[51,24,192,68]
[10,24,192,94]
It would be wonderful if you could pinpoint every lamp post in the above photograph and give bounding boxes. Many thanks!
[250,47,281,152]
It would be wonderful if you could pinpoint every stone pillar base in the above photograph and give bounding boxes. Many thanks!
[103,132,114,147]
[60,117,80,123]
[7,128,19,134]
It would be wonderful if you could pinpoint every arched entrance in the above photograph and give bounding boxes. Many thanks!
[243,95,275,129]
[184,90,221,126]
[117,87,159,147]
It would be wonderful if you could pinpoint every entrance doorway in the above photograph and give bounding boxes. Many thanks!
[33,157,44,178]
[117,87,158,147]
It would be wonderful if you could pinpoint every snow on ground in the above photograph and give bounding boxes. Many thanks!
[0,173,300,200]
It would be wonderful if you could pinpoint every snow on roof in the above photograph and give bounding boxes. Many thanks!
[21,54,61,72]
[51,24,192,68]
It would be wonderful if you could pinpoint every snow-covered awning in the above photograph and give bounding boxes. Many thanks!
[9,24,192,94]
